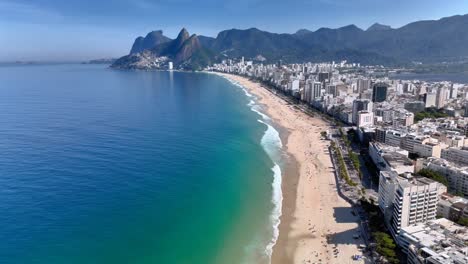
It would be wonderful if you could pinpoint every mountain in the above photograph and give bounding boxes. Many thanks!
[293,14,468,63]
[112,28,214,70]
[129,30,171,54]
[294,29,313,36]
[113,14,468,70]
[209,28,315,60]
[205,27,391,64]
[294,24,366,50]
[366,23,392,31]
[198,35,216,48]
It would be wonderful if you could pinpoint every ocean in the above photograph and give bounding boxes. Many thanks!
[0,64,283,264]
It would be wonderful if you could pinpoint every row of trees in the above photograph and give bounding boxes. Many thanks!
[340,128,363,179]
[330,141,357,186]
[361,198,400,264]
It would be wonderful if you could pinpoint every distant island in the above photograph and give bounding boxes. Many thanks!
[111,13,468,71]
[82,58,117,64]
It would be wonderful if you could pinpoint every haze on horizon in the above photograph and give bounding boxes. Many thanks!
[1,0,468,61]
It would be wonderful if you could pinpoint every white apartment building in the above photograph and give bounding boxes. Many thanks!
[385,130,406,147]
[290,79,300,92]
[379,171,399,224]
[425,93,437,108]
[357,111,374,127]
[441,147,468,167]
[401,134,430,153]
[413,140,442,158]
[388,176,447,238]
[443,135,466,148]
[352,99,373,125]
[436,87,449,109]
[369,142,414,174]
[422,157,468,198]
[312,81,322,101]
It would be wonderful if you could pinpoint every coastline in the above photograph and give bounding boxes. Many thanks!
[214,72,365,264]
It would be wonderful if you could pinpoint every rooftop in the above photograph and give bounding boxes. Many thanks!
[401,218,468,263]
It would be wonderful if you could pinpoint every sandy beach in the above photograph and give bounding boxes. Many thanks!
[216,73,366,264]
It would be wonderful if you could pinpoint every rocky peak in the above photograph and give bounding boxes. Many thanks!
[174,34,202,64]
[130,30,171,54]
[169,28,190,53]
[176,28,190,42]
[367,23,392,31]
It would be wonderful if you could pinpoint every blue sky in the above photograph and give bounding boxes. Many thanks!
[1,0,467,61]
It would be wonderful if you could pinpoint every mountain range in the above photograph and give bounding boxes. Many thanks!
[112,14,468,70]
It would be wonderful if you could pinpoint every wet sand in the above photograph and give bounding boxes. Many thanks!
[215,73,365,264]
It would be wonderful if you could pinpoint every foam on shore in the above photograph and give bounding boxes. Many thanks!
[224,76,284,263]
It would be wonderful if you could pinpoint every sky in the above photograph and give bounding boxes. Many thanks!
[1,0,468,61]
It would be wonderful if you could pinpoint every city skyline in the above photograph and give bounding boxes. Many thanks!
[1,0,468,61]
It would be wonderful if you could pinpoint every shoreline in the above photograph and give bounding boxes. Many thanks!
[214,72,365,264]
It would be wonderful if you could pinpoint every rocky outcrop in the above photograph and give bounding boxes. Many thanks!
[174,34,202,64]
[129,30,171,54]
[112,28,214,70]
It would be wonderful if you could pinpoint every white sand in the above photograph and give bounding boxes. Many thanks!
[216,73,366,264]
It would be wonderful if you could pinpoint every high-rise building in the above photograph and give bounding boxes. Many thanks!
[378,173,447,238]
[372,83,388,103]
[290,79,300,92]
[318,72,330,83]
[326,84,337,97]
[436,86,448,109]
[303,81,313,103]
[357,111,374,127]
[357,78,371,93]
[421,157,468,197]
[312,82,322,101]
[352,99,373,124]
[424,93,437,108]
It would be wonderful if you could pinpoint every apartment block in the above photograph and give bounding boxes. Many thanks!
[378,173,447,238]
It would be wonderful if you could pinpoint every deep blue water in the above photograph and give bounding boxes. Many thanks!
[0,64,281,264]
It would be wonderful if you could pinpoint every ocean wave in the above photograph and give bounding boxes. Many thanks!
[252,105,271,121]
[258,120,283,261]
[223,75,284,263]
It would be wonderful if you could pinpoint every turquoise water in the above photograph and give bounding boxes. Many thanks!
[0,64,283,264]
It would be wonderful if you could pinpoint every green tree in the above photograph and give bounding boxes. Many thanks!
[417,168,449,187]
[458,217,468,227]
[415,108,449,122]
[373,232,399,264]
